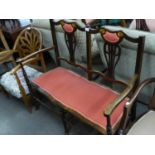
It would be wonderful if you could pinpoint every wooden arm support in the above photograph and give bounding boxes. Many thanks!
[11,57,39,74]
[16,46,54,64]
[125,77,155,109]
[0,50,15,62]
[11,46,54,74]
[104,74,138,116]
[119,77,155,133]
[103,74,138,134]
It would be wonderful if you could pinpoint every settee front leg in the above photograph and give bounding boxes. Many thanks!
[106,115,112,135]
[106,124,112,135]
[61,109,70,135]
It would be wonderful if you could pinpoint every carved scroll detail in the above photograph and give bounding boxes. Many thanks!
[100,30,123,79]
[103,42,121,78]
[64,32,77,63]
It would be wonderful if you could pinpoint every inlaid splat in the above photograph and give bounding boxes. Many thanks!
[104,43,121,78]
[60,22,77,63]
[100,29,124,78]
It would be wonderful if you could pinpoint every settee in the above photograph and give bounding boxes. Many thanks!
[32,19,155,103]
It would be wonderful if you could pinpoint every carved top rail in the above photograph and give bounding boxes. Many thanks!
[86,27,145,85]
[50,19,87,71]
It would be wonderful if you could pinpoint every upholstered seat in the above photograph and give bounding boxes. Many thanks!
[0,65,42,98]
[127,110,155,135]
[33,67,128,132]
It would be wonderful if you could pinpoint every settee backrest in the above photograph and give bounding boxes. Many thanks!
[50,19,93,77]
[31,19,100,65]
[90,27,145,84]
[96,26,155,102]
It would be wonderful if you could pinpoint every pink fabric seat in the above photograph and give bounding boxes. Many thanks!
[32,67,128,132]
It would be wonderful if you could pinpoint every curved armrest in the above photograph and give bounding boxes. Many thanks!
[0,50,16,65]
[118,77,155,133]
[11,57,39,74]
[11,46,54,74]
[104,74,138,116]
[0,49,15,55]
[0,50,15,60]
[16,46,55,64]
[126,77,155,109]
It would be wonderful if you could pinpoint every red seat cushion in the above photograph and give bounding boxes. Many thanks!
[32,67,128,132]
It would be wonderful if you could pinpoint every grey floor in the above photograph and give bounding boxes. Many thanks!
[0,91,148,135]
[0,92,98,135]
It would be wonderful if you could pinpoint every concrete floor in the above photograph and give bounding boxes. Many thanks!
[0,92,98,135]
[0,91,147,135]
